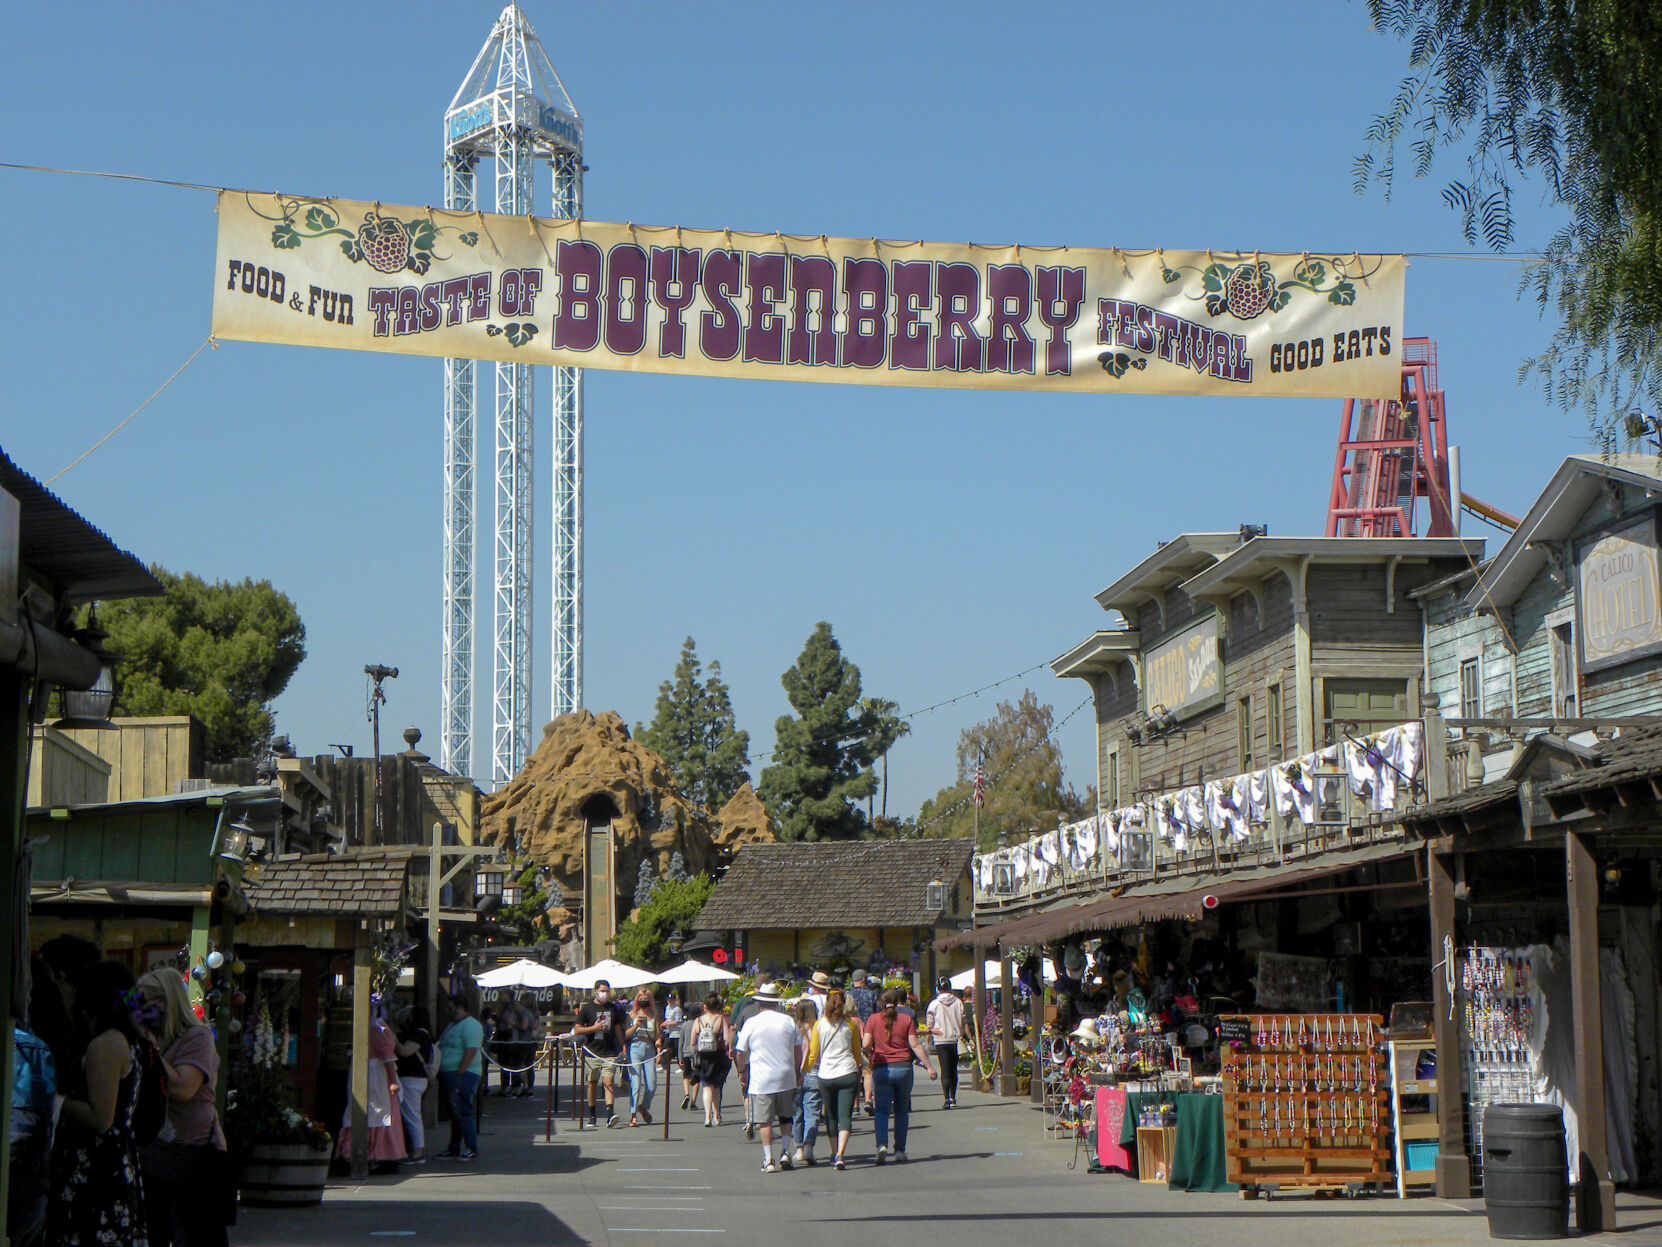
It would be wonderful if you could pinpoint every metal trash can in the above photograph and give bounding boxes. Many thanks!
[1483,1104,1569,1240]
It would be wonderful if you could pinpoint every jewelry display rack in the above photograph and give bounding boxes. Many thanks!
[1220,1013,1392,1198]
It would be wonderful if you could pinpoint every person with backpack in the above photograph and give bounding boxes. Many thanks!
[134,967,232,1246]
[46,959,152,1246]
[691,993,732,1127]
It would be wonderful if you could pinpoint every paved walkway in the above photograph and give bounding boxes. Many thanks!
[233,1083,1662,1245]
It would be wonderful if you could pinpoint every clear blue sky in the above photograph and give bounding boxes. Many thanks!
[2,2,1581,820]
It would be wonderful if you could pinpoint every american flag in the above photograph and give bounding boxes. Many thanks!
[972,759,986,808]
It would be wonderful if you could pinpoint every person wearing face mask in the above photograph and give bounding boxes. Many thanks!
[575,981,627,1128]
[624,991,659,1127]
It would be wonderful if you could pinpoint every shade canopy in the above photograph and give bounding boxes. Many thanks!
[654,958,740,985]
[948,957,1057,991]
[475,958,570,989]
[562,958,658,991]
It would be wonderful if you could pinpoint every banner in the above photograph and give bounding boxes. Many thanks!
[212,191,1407,398]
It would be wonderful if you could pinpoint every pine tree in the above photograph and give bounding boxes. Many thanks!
[638,638,752,813]
[758,622,896,842]
[665,851,688,884]
[633,859,659,911]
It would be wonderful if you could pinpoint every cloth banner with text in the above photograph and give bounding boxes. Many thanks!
[212,191,1408,398]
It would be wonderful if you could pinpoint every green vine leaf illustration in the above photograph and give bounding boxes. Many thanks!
[272,224,302,249]
[505,323,539,348]
[1270,289,1292,312]
[458,231,479,247]
[1205,292,1229,317]
[410,221,439,253]
[1327,281,1356,306]
[1293,258,1326,285]
[340,239,362,262]
[1202,264,1230,293]
[486,325,504,337]
[407,250,433,276]
[1161,266,1182,285]
[304,206,338,232]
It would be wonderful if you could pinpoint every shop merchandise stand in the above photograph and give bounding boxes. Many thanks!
[1220,1014,1392,1198]
[1387,1038,1439,1196]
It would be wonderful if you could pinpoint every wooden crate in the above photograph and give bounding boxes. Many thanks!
[1136,1125,1177,1184]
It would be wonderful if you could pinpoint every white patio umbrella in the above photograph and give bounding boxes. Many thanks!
[654,958,740,985]
[474,958,571,989]
[949,957,1057,991]
[562,958,658,991]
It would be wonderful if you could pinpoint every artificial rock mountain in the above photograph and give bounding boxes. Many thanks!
[479,709,723,899]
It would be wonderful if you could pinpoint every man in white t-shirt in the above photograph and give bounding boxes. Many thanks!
[733,983,804,1174]
[804,970,830,1015]
[925,979,966,1109]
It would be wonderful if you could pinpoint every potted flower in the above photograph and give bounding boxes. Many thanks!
[227,1006,332,1207]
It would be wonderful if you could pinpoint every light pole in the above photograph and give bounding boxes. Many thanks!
[364,664,398,844]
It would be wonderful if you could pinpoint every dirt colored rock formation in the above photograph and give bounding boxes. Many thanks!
[479,709,718,901]
[714,781,779,851]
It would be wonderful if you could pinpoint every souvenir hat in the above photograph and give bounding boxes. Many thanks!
[1070,1017,1102,1044]
[751,982,783,1003]
[809,971,831,989]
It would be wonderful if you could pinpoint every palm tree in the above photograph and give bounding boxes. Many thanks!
[859,696,911,826]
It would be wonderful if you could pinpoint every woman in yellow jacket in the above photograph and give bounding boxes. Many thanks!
[805,989,866,1171]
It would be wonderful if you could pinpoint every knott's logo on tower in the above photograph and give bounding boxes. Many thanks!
[536,105,581,150]
[447,102,492,143]
[212,191,1407,400]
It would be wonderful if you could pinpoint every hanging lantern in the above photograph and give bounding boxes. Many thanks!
[205,950,225,970]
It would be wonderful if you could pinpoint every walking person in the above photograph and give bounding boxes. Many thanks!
[436,996,483,1160]
[862,989,937,1164]
[789,1000,822,1166]
[807,988,865,1171]
[45,959,149,1247]
[804,971,830,1016]
[733,984,802,1173]
[848,969,879,1116]
[624,990,659,1126]
[574,980,627,1128]
[925,978,965,1109]
[134,967,232,1247]
[690,994,732,1127]
[676,999,701,1111]
[662,994,685,1107]
[392,1007,435,1163]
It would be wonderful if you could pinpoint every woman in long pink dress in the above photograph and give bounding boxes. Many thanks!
[337,1016,408,1169]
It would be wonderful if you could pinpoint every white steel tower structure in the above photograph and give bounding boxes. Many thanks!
[442,5,584,785]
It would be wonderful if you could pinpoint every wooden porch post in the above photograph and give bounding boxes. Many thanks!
[998,948,1016,1096]
[1428,847,1471,1198]
[972,953,988,1091]
[349,923,372,1181]
[1567,830,1616,1232]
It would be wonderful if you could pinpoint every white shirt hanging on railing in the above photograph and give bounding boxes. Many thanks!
[1206,775,1250,842]
[1246,769,1270,825]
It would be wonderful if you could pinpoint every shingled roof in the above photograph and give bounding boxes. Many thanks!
[697,839,974,930]
[250,849,414,918]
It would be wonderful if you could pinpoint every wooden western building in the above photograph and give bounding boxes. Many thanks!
[1054,532,1483,809]
[696,839,975,989]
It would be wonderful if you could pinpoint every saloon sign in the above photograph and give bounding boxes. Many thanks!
[1144,615,1222,720]
[1578,514,1662,673]
[212,192,1407,399]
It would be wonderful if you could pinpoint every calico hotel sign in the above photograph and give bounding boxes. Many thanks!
[1577,513,1662,673]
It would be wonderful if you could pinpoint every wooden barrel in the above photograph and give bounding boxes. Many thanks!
[1484,1104,1569,1240]
[239,1141,330,1207]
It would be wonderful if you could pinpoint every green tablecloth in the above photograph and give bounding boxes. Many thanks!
[1117,1090,1163,1147]
[1167,1092,1238,1193]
